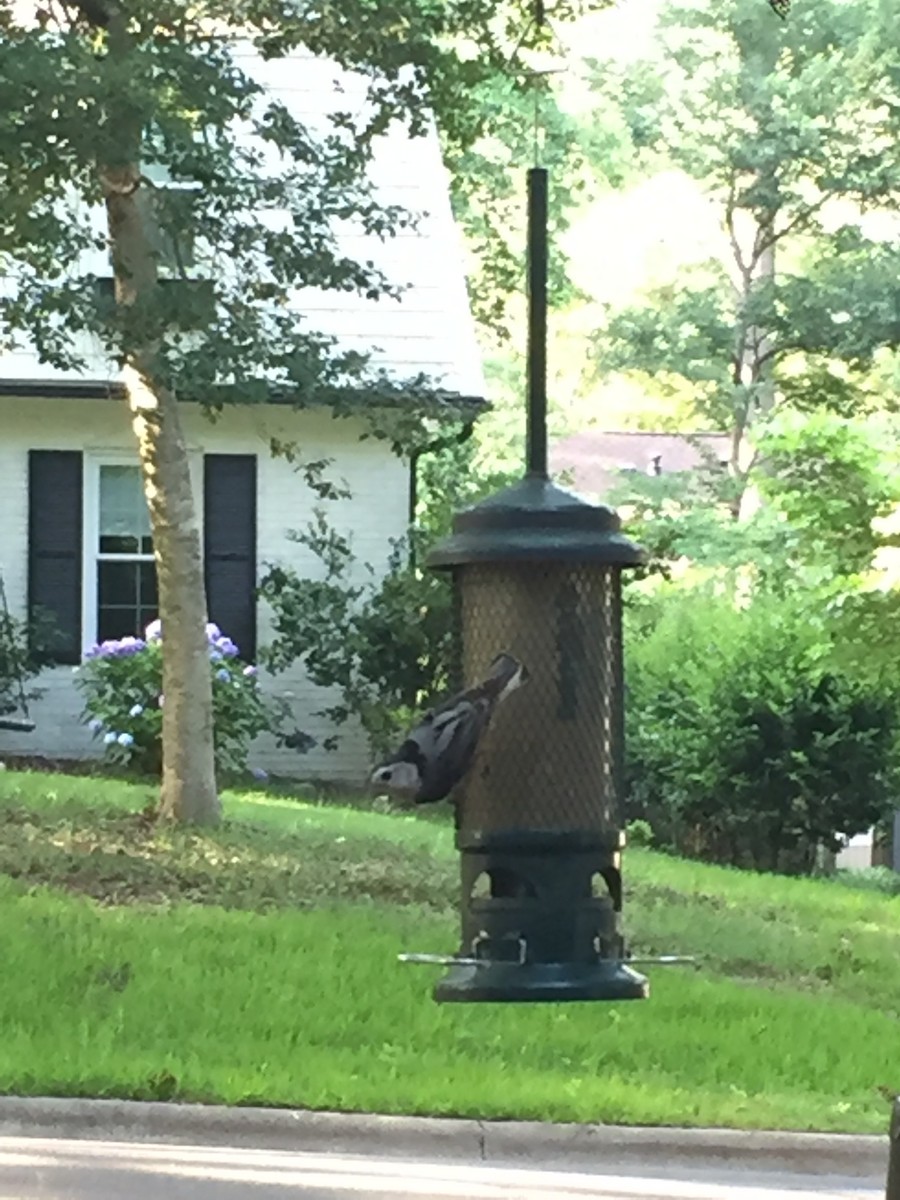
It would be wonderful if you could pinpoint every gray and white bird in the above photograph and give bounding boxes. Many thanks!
[370,652,528,804]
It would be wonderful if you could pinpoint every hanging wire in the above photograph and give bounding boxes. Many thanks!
[502,0,570,169]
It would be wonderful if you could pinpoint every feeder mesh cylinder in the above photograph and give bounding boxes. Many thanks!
[454,562,623,840]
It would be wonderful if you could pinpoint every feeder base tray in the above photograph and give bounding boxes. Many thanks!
[434,959,649,1004]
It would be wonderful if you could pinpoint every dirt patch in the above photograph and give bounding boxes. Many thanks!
[0,755,105,776]
[0,802,456,914]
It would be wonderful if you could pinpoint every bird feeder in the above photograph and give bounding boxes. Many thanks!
[420,168,649,1003]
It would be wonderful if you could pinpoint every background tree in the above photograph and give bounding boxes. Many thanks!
[588,0,900,515]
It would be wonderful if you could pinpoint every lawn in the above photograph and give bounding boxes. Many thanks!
[0,768,897,1133]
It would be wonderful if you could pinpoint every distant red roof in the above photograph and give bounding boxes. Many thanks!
[551,430,731,499]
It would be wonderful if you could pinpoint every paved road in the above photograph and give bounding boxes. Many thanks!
[0,1135,883,1199]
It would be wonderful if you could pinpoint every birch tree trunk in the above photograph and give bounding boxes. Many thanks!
[99,13,219,824]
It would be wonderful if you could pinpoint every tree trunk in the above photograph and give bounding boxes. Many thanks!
[127,362,220,824]
[735,237,776,523]
[100,12,219,824]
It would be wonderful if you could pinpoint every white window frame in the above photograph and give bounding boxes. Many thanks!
[81,454,157,654]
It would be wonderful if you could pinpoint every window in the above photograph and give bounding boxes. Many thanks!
[29,450,256,664]
[90,464,158,644]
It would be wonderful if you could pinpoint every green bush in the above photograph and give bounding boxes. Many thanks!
[258,446,517,759]
[625,818,655,848]
[829,866,900,897]
[75,621,283,776]
[0,604,59,721]
[625,584,899,874]
[260,525,454,758]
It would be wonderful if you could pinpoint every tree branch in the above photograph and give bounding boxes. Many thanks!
[758,193,831,254]
[725,180,752,287]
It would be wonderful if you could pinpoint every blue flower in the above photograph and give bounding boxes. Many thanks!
[117,732,134,748]
[215,668,230,683]
[103,732,118,745]
[209,650,223,662]
[87,717,104,734]
[250,767,268,782]
[129,704,144,718]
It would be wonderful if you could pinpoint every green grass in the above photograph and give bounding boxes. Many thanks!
[0,768,898,1133]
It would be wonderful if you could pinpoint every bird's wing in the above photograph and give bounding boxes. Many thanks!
[415,698,491,802]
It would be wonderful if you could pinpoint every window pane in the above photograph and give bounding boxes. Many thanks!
[98,560,137,606]
[97,559,158,643]
[99,465,152,554]
[97,608,134,643]
[139,561,158,606]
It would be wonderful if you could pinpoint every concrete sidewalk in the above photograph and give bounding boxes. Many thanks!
[0,1096,887,1181]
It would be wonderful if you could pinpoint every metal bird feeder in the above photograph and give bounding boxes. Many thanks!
[419,167,649,1003]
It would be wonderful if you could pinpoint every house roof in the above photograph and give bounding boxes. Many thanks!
[551,430,731,499]
[0,46,486,407]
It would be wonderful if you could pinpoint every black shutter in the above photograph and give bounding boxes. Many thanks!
[203,454,257,662]
[28,450,83,665]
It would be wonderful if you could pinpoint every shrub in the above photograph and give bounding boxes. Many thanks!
[828,867,900,897]
[625,584,900,874]
[260,526,453,758]
[625,818,654,848]
[76,621,284,776]
[0,605,59,720]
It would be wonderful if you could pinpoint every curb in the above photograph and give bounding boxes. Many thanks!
[0,1096,887,1180]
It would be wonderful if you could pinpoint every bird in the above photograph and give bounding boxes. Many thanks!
[370,653,529,804]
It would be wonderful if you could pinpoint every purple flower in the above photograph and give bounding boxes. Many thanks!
[215,668,230,683]
[205,622,222,641]
[242,665,258,678]
[118,636,146,656]
[87,717,104,734]
[216,637,239,658]
[145,619,162,642]
[250,767,268,782]
[117,732,134,748]
[96,637,146,658]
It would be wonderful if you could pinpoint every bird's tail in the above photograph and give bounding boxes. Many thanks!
[483,653,529,703]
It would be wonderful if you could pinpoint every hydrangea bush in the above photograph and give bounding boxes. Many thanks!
[75,621,279,777]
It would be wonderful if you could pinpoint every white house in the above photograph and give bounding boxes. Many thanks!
[0,47,485,784]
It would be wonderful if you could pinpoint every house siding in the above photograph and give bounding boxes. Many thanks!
[0,395,408,784]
